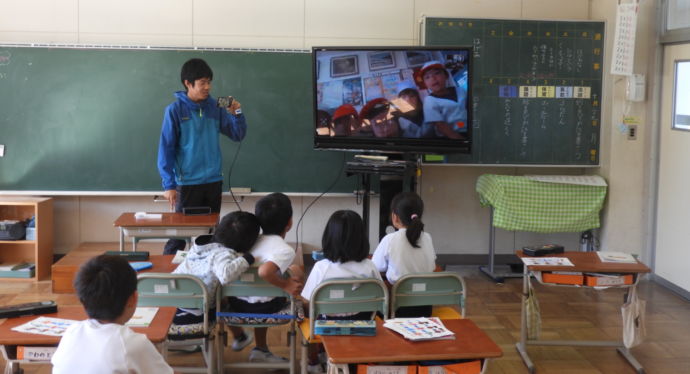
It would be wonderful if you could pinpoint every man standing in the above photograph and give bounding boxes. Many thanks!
[158,58,247,254]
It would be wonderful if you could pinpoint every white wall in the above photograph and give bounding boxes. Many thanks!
[0,0,655,261]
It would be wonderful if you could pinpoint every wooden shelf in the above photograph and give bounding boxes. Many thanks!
[0,197,53,281]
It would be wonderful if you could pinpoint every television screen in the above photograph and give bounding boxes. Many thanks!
[313,46,472,154]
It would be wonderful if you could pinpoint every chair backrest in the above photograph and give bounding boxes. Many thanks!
[390,272,466,318]
[308,277,388,337]
[137,273,210,332]
[217,266,290,307]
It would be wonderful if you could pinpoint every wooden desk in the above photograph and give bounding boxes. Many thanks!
[0,305,175,373]
[52,254,177,294]
[515,250,651,374]
[113,212,219,252]
[321,319,501,371]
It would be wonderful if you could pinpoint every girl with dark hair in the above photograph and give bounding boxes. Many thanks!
[301,210,383,373]
[372,192,437,317]
[302,210,381,303]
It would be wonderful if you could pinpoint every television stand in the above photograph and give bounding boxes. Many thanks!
[345,160,416,240]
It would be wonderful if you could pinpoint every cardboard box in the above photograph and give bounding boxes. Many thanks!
[541,272,583,285]
[418,360,481,374]
[584,274,633,286]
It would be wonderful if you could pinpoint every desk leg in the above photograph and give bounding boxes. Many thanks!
[5,362,21,374]
[479,209,521,283]
[119,227,124,252]
[132,237,137,252]
[617,347,645,374]
[516,267,535,374]
[326,362,349,374]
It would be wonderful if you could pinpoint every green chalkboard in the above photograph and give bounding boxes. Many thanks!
[425,18,605,165]
[0,47,355,192]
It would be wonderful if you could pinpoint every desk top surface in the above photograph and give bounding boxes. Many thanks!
[516,250,651,273]
[0,305,176,345]
[321,319,502,364]
[114,212,219,227]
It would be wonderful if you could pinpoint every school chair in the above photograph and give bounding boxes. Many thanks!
[215,266,299,374]
[390,272,466,319]
[298,278,389,374]
[136,273,215,374]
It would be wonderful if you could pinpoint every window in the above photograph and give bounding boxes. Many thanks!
[662,0,690,43]
[672,60,690,130]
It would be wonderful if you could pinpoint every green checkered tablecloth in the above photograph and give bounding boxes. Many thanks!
[476,174,607,233]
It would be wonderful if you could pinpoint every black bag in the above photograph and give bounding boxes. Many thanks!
[0,220,26,240]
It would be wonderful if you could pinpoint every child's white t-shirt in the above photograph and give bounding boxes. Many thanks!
[51,319,173,374]
[371,229,436,284]
[301,258,382,301]
[240,234,295,303]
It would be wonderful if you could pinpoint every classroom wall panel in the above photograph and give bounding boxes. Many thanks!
[591,0,655,261]
[305,0,415,41]
[195,0,305,40]
[0,0,78,34]
[0,32,79,45]
[414,0,524,20]
[195,35,306,50]
[77,33,195,47]
[304,37,415,48]
[79,0,190,37]
[522,0,590,20]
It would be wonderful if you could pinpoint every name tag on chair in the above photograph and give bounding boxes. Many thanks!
[412,283,427,292]
[241,273,255,282]
[330,290,345,299]
[154,284,169,294]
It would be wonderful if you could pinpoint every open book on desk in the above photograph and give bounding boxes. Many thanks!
[383,317,454,341]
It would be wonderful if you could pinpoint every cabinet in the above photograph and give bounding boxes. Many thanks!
[0,197,53,281]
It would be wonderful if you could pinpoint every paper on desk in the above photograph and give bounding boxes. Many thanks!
[134,212,162,220]
[525,175,607,186]
[11,316,78,336]
[125,307,158,327]
[596,251,637,263]
[521,257,574,266]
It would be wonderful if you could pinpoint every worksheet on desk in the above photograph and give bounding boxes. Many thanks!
[11,317,78,336]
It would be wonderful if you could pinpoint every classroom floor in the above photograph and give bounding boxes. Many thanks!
[2,246,690,374]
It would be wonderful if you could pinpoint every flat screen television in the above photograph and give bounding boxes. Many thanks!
[313,46,472,154]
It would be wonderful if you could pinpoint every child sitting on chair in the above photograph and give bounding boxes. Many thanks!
[372,192,437,317]
[225,192,305,363]
[301,210,383,373]
[171,211,259,332]
[52,255,174,373]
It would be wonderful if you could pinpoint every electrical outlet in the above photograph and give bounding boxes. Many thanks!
[627,125,637,140]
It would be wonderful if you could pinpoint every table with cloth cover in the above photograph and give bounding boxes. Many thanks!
[475,174,607,282]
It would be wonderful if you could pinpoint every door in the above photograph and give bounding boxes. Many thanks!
[655,43,690,292]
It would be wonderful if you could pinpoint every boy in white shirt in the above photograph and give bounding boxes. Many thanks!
[226,192,305,362]
[52,255,175,374]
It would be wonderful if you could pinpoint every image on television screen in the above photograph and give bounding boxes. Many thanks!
[313,47,472,154]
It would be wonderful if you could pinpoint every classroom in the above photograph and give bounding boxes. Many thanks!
[1,0,690,373]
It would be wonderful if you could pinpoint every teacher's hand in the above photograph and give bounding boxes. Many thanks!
[163,189,177,211]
